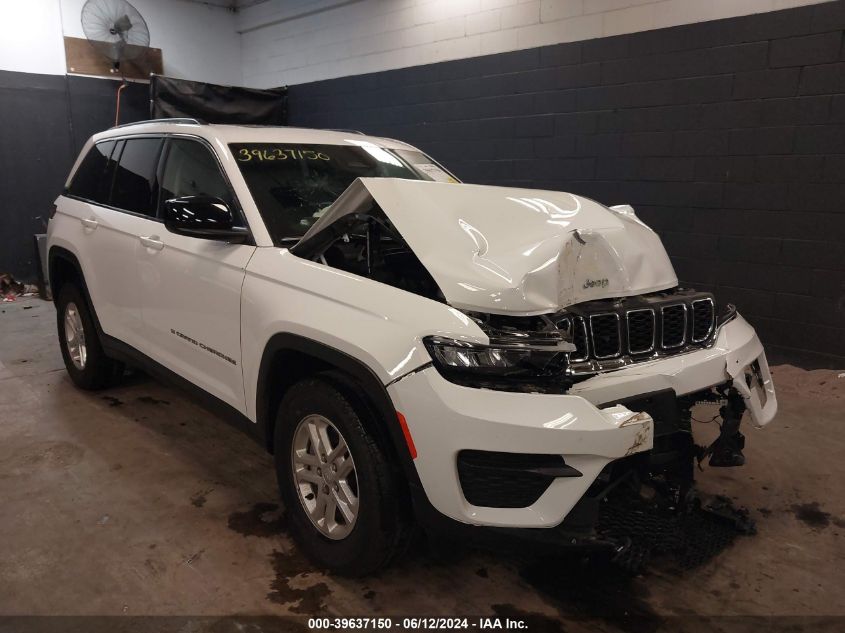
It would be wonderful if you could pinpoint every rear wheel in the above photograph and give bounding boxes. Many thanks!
[274,378,410,575]
[56,284,123,390]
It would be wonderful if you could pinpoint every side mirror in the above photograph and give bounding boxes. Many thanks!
[163,196,249,242]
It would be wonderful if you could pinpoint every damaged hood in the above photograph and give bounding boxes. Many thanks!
[300,178,678,315]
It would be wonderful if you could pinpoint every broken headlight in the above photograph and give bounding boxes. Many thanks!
[423,334,576,392]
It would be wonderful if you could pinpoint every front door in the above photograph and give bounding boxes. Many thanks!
[137,137,255,412]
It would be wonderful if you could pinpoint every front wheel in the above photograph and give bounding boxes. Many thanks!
[274,378,411,575]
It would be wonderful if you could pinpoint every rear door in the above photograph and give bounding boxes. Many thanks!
[103,136,166,349]
[137,136,255,412]
[62,137,164,350]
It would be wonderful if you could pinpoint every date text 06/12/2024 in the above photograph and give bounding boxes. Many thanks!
[307,617,529,630]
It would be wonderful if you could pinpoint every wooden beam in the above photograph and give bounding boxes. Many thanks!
[64,36,163,81]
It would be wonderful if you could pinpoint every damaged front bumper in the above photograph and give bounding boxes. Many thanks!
[389,314,776,538]
[389,366,655,528]
[571,313,777,428]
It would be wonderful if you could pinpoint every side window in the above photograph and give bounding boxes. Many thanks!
[160,139,235,212]
[110,137,164,216]
[67,140,116,204]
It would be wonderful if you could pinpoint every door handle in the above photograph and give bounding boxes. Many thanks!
[81,218,98,230]
[139,235,165,251]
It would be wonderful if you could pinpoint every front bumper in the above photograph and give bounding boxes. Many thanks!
[570,313,777,428]
[388,314,776,529]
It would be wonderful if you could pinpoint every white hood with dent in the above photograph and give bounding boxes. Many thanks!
[304,178,678,315]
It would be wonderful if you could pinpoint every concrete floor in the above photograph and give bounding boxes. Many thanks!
[1,296,843,630]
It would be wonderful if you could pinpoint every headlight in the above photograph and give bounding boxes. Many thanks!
[423,335,575,392]
[425,337,560,372]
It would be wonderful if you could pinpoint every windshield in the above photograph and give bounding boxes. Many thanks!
[229,142,455,244]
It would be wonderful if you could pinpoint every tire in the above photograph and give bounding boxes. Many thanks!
[56,283,124,390]
[274,377,411,576]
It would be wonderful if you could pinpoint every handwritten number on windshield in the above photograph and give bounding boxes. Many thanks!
[237,148,330,162]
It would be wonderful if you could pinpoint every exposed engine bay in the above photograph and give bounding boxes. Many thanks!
[294,206,444,304]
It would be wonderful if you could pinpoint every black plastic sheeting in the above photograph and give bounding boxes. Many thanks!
[150,75,287,124]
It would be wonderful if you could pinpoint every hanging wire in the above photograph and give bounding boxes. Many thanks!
[691,412,721,424]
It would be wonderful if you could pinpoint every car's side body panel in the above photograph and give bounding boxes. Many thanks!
[239,247,488,423]
[48,193,152,351]
[137,231,256,413]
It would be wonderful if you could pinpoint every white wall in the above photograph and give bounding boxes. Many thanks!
[0,0,837,88]
[0,0,242,86]
[0,1,68,75]
[238,0,835,88]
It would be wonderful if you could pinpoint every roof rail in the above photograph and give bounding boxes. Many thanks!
[111,117,203,130]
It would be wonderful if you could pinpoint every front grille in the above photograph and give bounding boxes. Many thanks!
[691,299,715,342]
[558,316,590,361]
[590,313,621,358]
[661,304,687,348]
[627,309,655,354]
[557,291,716,368]
[457,450,562,508]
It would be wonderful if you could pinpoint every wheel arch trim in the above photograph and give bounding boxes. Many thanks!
[48,246,83,296]
[256,332,422,487]
[47,246,104,332]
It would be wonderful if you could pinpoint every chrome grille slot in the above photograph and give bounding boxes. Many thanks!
[555,292,716,372]
[626,309,655,354]
[589,313,621,359]
[661,304,687,349]
[691,298,715,342]
[557,316,590,362]
[572,316,590,361]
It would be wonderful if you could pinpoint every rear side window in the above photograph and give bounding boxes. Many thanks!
[67,140,116,204]
[110,137,164,217]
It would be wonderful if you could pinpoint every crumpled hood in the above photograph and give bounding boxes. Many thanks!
[300,178,678,315]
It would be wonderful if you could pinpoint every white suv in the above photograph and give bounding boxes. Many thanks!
[48,119,777,574]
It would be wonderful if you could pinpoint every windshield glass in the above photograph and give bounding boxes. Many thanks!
[229,142,454,244]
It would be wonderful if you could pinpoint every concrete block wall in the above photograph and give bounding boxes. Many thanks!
[239,0,835,88]
[288,1,845,366]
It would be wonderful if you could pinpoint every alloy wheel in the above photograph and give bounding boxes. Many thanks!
[291,414,359,540]
[64,302,87,370]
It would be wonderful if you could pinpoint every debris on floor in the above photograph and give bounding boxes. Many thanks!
[598,491,755,573]
[1,273,38,301]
